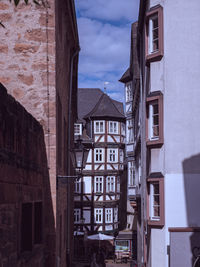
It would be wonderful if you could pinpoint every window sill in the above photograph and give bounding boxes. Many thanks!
[147,219,164,227]
[146,51,163,64]
[146,138,163,148]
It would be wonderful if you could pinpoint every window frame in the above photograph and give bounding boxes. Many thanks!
[127,119,134,144]
[128,161,135,186]
[147,176,164,227]
[94,208,103,224]
[75,179,81,193]
[106,176,115,193]
[94,148,104,163]
[94,120,105,134]
[146,92,163,147]
[107,148,118,163]
[109,121,118,134]
[145,5,163,63]
[94,176,104,193]
[105,208,113,223]
[74,123,82,136]
[74,208,81,224]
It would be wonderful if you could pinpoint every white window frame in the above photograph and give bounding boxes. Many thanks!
[94,176,104,193]
[105,208,113,223]
[94,148,104,163]
[94,208,103,223]
[114,207,118,223]
[75,179,81,193]
[150,182,160,221]
[148,102,159,140]
[127,119,134,143]
[74,123,82,136]
[106,176,115,192]
[128,161,135,186]
[109,121,118,134]
[94,121,105,134]
[126,82,132,102]
[148,15,159,54]
[74,209,81,223]
[107,148,118,163]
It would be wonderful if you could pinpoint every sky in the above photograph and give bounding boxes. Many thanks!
[75,0,140,103]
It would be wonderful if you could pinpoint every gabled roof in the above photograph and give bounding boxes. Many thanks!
[77,88,124,121]
[84,92,125,120]
[119,67,132,83]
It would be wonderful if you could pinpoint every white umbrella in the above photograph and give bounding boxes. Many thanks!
[87,233,114,240]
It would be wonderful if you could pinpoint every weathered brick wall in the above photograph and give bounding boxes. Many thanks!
[0,83,55,266]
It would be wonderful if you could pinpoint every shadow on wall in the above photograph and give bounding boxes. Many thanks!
[183,154,200,267]
[0,83,55,267]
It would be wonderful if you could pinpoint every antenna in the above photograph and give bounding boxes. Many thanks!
[104,81,109,93]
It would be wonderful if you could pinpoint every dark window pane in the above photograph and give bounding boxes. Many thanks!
[152,17,158,28]
[153,28,158,40]
[34,202,43,244]
[154,196,160,206]
[154,206,160,217]
[154,183,159,194]
[153,104,159,114]
[21,203,33,252]
[153,39,159,51]
[153,115,159,125]
[153,126,159,136]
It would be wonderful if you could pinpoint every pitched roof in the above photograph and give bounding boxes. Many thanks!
[119,67,132,83]
[84,92,125,120]
[77,88,124,121]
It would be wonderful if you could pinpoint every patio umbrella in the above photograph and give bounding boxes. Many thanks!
[87,233,114,240]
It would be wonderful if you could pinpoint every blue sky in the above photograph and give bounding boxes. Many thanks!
[75,0,140,103]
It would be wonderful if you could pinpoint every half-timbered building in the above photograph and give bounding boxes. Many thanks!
[74,88,126,236]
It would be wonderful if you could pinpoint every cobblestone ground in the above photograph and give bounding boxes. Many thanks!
[105,260,130,267]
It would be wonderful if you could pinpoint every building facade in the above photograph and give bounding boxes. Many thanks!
[119,22,140,261]
[135,1,200,267]
[74,89,126,241]
[0,0,79,266]
[0,83,55,266]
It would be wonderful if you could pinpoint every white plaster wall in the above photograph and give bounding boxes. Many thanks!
[151,228,166,267]
[164,0,200,173]
[86,150,92,163]
[83,210,91,224]
[150,147,164,173]
[83,176,92,194]
[107,136,114,142]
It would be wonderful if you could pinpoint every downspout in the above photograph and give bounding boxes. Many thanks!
[66,46,80,266]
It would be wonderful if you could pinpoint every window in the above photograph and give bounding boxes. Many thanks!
[74,123,82,135]
[146,5,163,62]
[147,176,164,226]
[106,176,115,192]
[74,209,81,223]
[114,207,118,222]
[149,103,159,140]
[127,119,134,143]
[146,92,163,147]
[21,202,43,252]
[94,208,103,223]
[126,82,132,102]
[95,176,104,193]
[94,121,105,134]
[94,148,104,162]
[108,149,118,162]
[115,240,129,252]
[129,161,135,186]
[75,179,81,193]
[121,123,125,135]
[109,121,118,134]
[105,208,113,223]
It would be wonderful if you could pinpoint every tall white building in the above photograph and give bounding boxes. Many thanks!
[135,1,200,266]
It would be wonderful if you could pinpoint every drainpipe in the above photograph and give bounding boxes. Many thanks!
[66,46,80,267]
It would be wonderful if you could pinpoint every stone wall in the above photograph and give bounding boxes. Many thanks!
[0,0,79,265]
[0,83,55,266]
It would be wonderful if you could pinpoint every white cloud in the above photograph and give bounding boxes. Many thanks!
[75,0,139,103]
[75,0,139,22]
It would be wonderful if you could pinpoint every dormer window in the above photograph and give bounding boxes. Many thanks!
[94,121,105,134]
[74,123,82,135]
[109,121,118,134]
